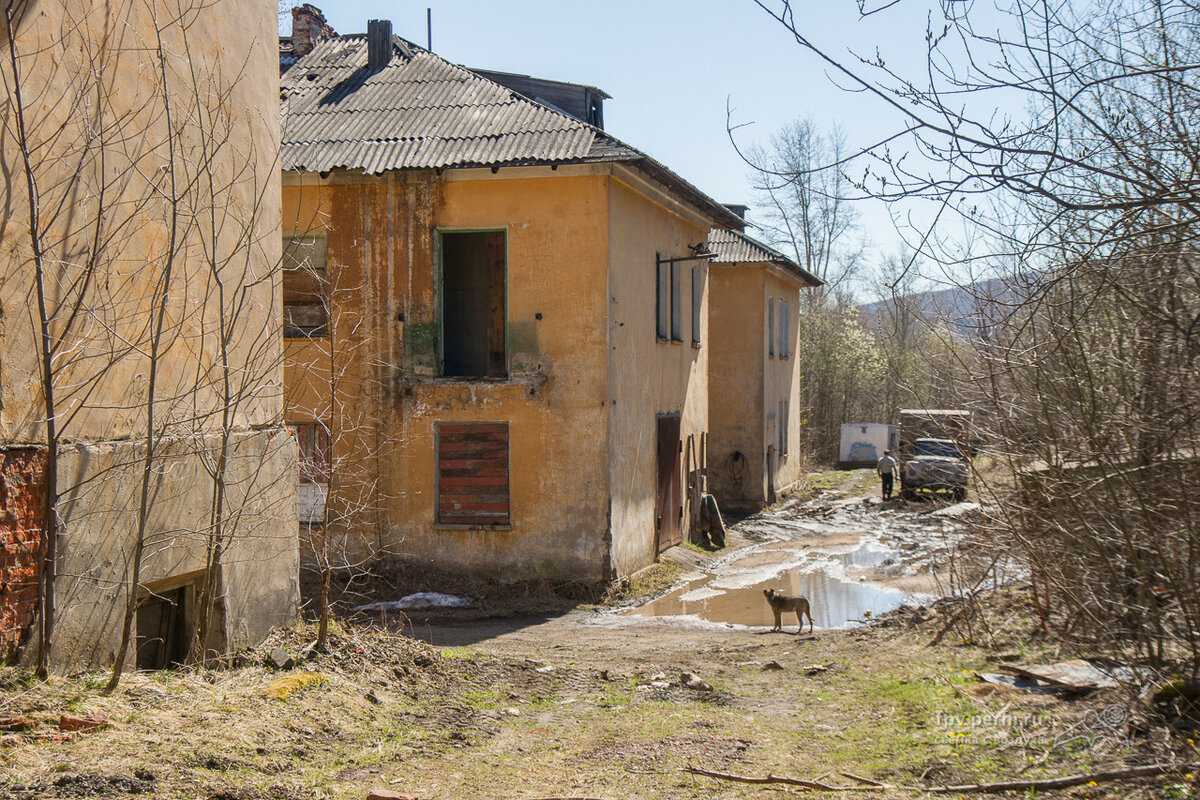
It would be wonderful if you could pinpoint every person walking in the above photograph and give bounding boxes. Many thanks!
[876,450,898,500]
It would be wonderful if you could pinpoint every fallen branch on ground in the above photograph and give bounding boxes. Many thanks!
[685,762,1200,793]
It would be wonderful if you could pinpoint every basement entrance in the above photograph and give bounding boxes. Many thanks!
[136,587,189,670]
[440,230,507,378]
[656,414,683,552]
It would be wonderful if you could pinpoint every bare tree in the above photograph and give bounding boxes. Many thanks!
[749,0,1200,676]
[4,0,291,684]
[746,117,865,293]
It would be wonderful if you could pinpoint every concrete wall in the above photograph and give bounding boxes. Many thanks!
[606,171,711,575]
[0,0,297,668]
[707,265,806,512]
[50,431,299,671]
[763,269,805,497]
[707,267,765,511]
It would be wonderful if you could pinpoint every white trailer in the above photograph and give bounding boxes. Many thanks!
[838,422,898,468]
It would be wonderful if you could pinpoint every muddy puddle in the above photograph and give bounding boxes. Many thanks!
[632,538,932,630]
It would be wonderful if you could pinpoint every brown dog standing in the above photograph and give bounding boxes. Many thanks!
[763,588,814,634]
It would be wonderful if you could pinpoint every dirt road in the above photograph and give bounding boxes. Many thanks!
[3,472,1164,800]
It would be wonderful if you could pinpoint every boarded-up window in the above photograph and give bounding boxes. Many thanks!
[436,422,510,527]
[767,297,776,357]
[440,231,506,378]
[656,255,669,340]
[283,236,328,338]
[670,261,682,341]
[691,265,702,347]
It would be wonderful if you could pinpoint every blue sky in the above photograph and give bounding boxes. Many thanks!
[299,1,955,283]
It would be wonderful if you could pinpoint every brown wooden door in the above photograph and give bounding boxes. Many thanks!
[655,414,683,552]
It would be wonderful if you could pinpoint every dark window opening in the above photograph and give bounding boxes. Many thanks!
[767,297,776,357]
[656,255,670,340]
[436,422,510,527]
[441,231,506,378]
[691,265,702,347]
[283,236,329,338]
[136,587,188,670]
[290,422,330,483]
[670,262,682,342]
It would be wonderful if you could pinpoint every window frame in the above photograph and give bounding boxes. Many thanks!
[670,260,682,342]
[435,420,512,529]
[655,253,670,341]
[434,228,509,379]
[282,234,330,339]
[779,299,791,359]
[767,297,776,358]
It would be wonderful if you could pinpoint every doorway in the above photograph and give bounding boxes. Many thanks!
[655,414,683,552]
[136,587,188,670]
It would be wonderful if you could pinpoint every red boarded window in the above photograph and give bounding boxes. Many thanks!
[436,422,510,527]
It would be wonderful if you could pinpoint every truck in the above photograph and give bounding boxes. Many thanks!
[896,409,973,501]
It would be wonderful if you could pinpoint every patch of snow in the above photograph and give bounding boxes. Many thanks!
[679,586,725,602]
[355,592,473,611]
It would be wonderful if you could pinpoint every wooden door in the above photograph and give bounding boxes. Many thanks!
[656,414,683,552]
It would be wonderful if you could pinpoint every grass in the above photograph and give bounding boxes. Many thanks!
[2,592,1191,799]
[600,560,685,606]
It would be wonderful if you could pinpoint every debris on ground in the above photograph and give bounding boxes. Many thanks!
[925,501,982,519]
[265,647,295,671]
[366,789,416,800]
[999,659,1126,692]
[761,660,784,671]
[681,672,713,691]
[355,592,473,612]
[58,714,109,733]
[264,671,328,700]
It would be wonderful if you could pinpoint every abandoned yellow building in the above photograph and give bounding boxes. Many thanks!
[706,223,821,512]
[280,17,742,583]
[0,0,298,670]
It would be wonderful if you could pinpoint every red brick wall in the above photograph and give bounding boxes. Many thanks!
[0,449,46,660]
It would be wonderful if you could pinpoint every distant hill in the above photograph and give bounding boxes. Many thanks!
[858,277,1020,337]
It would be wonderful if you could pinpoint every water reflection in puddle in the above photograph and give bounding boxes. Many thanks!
[633,540,926,629]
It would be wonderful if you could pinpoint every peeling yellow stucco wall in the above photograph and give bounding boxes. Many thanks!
[283,164,719,582]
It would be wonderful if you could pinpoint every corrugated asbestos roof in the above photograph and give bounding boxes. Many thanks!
[281,34,741,227]
[706,228,823,287]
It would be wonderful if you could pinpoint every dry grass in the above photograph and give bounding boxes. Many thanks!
[2,592,1196,799]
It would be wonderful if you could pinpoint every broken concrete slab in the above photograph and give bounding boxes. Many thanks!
[999,659,1124,691]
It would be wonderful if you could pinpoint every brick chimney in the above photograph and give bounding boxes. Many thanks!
[291,4,335,58]
[724,204,748,233]
[367,19,394,72]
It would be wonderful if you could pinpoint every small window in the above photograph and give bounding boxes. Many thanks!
[440,231,507,378]
[777,400,787,455]
[670,261,682,342]
[291,422,330,484]
[779,300,791,359]
[283,236,329,338]
[656,255,669,340]
[437,422,510,527]
[767,297,776,357]
[691,265,702,347]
